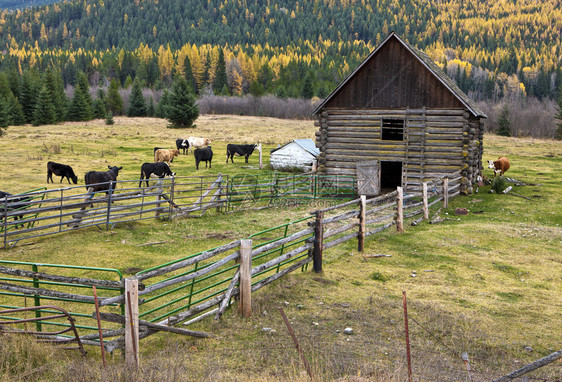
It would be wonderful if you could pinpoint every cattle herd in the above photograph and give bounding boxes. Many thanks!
[1,137,261,226]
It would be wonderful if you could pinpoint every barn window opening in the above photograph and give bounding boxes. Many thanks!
[380,161,402,190]
[381,118,404,140]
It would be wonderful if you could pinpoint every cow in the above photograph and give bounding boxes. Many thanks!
[488,156,510,177]
[176,139,189,155]
[47,161,78,184]
[153,147,165,154]
[0,191,32,229]
[194,147,213,170]
[139,162,175,187]
[226,143,258,164]
[188,137,212,153]
[155,149,179,164]
[84,166,123,195]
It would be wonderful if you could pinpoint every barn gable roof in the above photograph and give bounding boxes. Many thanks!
[312,32,486,118]
[271,139,320,157]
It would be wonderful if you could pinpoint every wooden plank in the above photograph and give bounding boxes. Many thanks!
[396,187,404,233]
[239,239,252,317]
[313,211,324,273]
[125,278,139,368]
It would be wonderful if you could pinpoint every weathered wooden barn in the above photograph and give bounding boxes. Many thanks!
[313,32,486,195]
[270,139,319,171]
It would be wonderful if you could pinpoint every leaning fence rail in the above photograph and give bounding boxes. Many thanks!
[1,173,461,356]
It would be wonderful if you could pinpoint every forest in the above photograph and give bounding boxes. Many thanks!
[0,0,560,137]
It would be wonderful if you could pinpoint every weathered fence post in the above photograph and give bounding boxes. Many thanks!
[258,143,263,170]
[396,187,404,233]
[422,182,429,221]
[3,194,7,250]
[313,210,324,273]
[443,177,449,208]
[239,239,252,317]
[106,181,113,231]
[32,264,42,331]
[358,195,366,252]
[125,278,139,367]
[169,175,175,217]
[155,179,162,219]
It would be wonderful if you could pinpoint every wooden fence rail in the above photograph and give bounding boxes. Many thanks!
[1,175,461,359]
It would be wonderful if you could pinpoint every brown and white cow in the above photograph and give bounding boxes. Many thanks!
[188,137,212,153]
[488,156,510,177]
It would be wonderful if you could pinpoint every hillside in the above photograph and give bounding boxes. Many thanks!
[0,0,560,102]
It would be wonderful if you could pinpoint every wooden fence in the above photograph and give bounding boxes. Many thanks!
[0,173,460,359]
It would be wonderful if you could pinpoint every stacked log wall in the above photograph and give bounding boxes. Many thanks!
[315,108,479,193]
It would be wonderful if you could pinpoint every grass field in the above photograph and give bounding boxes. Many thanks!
[0,116,560,381]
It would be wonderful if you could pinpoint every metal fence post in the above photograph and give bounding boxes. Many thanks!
[106,181,113,231]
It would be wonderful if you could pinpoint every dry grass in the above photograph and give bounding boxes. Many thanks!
[0,117,560,381]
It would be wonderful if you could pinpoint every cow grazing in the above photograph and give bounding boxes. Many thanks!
[155,149,179,164]
[188,137,212,153]
[194,148,213,170]
[84,166,123,195]
[153,147,165,154]
[488,156,510,177]
[0,191,32,229]
[139,162,175,187]
[47,161,78,184]
[226,144,258,164]
[176,139,189,155]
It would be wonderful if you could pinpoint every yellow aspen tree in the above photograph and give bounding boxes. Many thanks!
[40,23,47,42]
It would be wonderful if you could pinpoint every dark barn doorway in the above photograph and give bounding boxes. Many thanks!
[380,161,402,191]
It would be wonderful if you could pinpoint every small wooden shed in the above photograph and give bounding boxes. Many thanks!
[270,139,320,171]
[313,32,486,195]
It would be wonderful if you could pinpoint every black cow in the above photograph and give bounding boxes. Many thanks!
[226,144,258,164]
[84,166,123,195]
[47,161,78,184]
[0,191,32,229]
[194,147,213,170]
[176,139,189,155]
[153,147,165,154]
[139,162,175,187]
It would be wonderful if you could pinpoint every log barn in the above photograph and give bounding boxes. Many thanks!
[313,32,486,195]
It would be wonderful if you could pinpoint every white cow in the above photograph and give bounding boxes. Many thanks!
[188,137,212,153]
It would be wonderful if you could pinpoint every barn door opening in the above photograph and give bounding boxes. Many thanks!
[380,161,402,191]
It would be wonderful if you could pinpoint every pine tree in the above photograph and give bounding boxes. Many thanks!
[496,104,512,137]
[44,69,67,122]
[301,76,314,99]
[68,75,93,121]
[213,49,228,94]
[0,103,8,134]
[19,70,40,123]
[5,93,25,126]
[127,80,147,117]
[105,112,115,125]
[93,89,107,118]
[32,84,57,126]
[106,79,123,116]
[156,89,170,118]
[147,96,155,117]
[183,56,197,94]
[165,77,199,128]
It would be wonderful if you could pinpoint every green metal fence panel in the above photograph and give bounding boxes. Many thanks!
[0,259,123,342]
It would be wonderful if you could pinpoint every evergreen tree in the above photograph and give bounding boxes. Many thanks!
[183,56,197,94]
[0,103,8,134]
[93,89,107,118]
[165,77,199,128]
[127,80,147,117]
[67,75,93,121]
[496,104,512,137]
[105,112,115,125]
[213,49,228,94]
[301,75,314,99]
[555,88,562,140]
[44,69,67,122]
[147,96,155,117]
[19,70,40,123]
[32,84,57,126]
[156,89,170,118]
[106,79,123,115]
[5,93,25,126]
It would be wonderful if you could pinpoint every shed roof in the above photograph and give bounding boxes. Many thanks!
[271,139,320,157]
[312,32,486,118]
